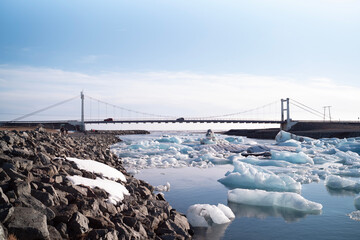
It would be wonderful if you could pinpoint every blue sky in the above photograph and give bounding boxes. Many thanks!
[1,0,360,129]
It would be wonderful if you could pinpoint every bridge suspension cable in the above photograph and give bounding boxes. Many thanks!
[85,95,177,119]
[290,99,327,119]
[10,95,79,122]
[201,100,279,119]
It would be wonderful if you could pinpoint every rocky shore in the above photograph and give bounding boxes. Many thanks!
[0,128,192,240]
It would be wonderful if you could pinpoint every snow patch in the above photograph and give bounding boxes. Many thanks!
[67,175,129,204]
[66,157,126,182]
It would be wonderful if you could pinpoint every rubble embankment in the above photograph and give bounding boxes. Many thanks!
[0,128,192,240]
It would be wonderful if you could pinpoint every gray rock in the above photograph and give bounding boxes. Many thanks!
[12,148,31,158]
[12,181,31,197]
[53,204,78,223]
[55,222,68,238]
[87,215,115,229]
[88,229,119,240]
[7,207,50,240]
[0,141,12,153]
[0,187,9,204]
[4,168,27,180]
[0,223,7,240]
[31,189,55,207]
[38,152,51,165]
[12,157,33,171]
[47,225,63,240]
[68,211,89,236]
[18,194,55,220]
[0,203,14,223]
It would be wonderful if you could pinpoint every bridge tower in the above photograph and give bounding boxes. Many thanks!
[80,91,85,131]
[281,98,296,131]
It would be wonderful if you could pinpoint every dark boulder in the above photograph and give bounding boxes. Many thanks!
[68,211,89,236]
[7,207,50,240]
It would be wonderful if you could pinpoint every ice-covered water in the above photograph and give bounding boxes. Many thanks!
[111,131,360,239]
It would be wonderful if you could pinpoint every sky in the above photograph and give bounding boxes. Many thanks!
[1,0,360,130]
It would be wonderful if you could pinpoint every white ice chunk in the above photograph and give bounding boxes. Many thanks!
[66,157,126,182]
[271,150,314,165]
[276,139,301,148]
[218,161,301,192]
[67,175,129,204]
[275,130,314,143]
[186,203,235,227]
[156,136,182,144]
[325,175,360,192]
[348,211,360,221]
[155,182,171,192]
[228,188,322,212]
[335,151,360,165]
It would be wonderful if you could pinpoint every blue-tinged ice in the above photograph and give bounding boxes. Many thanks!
[325,175,360,192]
[228,188,322,212]
[218,161,301,192]
[355,196,360,210]
[271,150,314,165]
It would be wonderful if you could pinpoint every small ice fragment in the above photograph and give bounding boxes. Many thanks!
[348,211,360,221]
[228,188,322,212]
[186,203,235,227]
[155,182,171,192]
[325,175,360,192]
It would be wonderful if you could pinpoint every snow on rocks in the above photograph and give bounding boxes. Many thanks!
[67,175,130,204]
[218,161,301,192]
[228,189,323,212]
[325,175,360,192]
[186,203,235,227]
[66,157,126,182]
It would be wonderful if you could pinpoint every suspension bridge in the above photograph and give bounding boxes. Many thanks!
[1,91,356,133]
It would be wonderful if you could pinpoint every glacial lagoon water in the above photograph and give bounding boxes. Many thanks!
[111,131,360,240]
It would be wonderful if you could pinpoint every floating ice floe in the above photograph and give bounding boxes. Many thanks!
[66,157,126,182]
[155,182,171,192]
[218,161,301,192]
[275,130,314,143]
[67,175,129,204]
[228,188,322,212]
[186,203,235,227]
[271,150,314,165]
[325,175,360,192]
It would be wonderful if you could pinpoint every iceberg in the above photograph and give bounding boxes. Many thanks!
[325,175,360,192]
[355,196,360,210]
[218,161,301,192]
[271,150,314,165]
[186,203,235,227]
[155,182,171,192]
[275,130,313,143]
[228,188,322,212]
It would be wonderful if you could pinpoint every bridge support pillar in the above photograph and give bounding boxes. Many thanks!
[281,98,297,131]
[80,91,85,132]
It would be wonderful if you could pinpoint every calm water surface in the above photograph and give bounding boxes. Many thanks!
[119,132,360,240]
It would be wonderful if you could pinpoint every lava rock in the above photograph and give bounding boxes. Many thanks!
[7,207,50,240]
